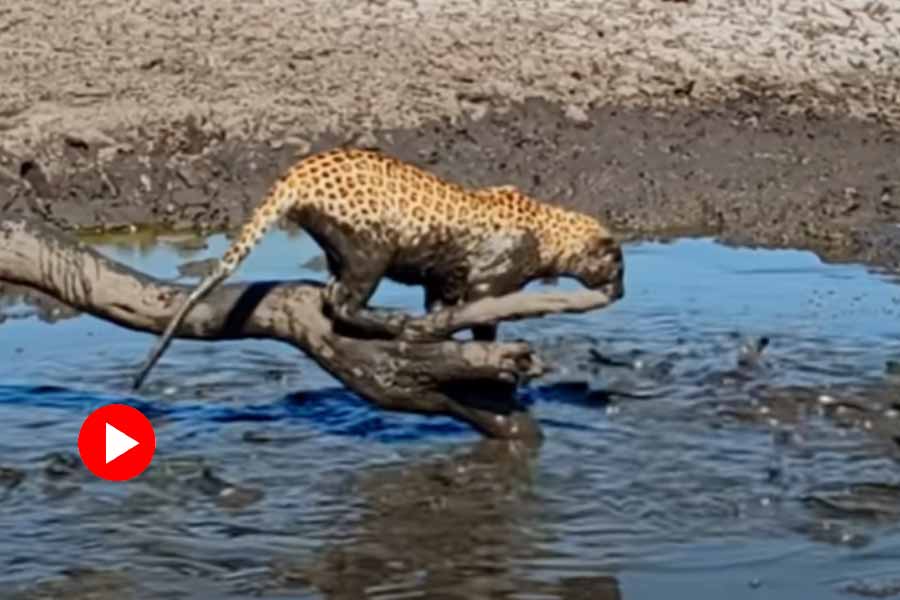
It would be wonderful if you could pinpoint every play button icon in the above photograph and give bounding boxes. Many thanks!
[78,404,156,481]
[105,422,139,464]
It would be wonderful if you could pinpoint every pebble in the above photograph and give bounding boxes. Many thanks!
[44,452,80,478]
[737,336,769,368]
[0,467,25,490]
[564,103,590,124]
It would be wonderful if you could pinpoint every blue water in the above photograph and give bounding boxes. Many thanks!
[2,231,900,599]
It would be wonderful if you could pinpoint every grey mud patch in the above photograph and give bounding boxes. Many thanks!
[1,98,899,273]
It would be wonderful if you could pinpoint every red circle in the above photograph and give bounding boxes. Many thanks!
[77,404,156,481]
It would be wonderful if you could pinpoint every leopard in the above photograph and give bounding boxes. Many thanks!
[131,147,624,390]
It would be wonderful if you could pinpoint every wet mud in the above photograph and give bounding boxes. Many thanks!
[2,98,899,272]
[1,1,898,265]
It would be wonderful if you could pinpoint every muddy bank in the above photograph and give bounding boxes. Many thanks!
[1,0,899,269]
[3,0,899,150]
[2,98,900,271]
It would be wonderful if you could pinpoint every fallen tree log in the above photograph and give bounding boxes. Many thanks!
[0,218,612,440]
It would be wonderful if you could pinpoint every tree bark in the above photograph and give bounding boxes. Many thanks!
[0,218,612,440]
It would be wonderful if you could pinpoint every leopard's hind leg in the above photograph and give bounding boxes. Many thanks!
[313,226,408,339]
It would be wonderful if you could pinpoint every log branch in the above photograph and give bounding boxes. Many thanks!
[0,218,611,440]
[401,288,611,341]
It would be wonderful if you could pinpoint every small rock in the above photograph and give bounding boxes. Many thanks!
[63,127,118,151]
[564,103,590,125]
[242,430,273,444]
[140,57,164,70]
[737,336,769,368]
[44,452,80,478]
[283,136,312,156]
[190,467,263,509]
[97,144,133,162]
[192,466,230,496]
[0,467,25,490]
[19,160,52,197]
[217,485,264,510]
[354,130,379,149]
[63,135,90,152]
[818,394,837,405]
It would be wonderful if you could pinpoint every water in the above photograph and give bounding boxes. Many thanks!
[2,230,900,598]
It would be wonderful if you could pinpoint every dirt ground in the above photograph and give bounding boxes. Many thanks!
[1,0,899,268]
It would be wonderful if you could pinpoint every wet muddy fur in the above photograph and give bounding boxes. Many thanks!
[130,148,625,389]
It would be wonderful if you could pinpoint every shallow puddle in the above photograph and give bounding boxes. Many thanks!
[2,231,900,599]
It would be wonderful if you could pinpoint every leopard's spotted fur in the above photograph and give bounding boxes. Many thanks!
[132,148,624,389]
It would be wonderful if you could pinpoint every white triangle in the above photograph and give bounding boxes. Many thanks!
[106,422,139,464]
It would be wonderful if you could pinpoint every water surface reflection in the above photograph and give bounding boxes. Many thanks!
[2,232,900,598]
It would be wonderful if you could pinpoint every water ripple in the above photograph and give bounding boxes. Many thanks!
[2,233,900,598]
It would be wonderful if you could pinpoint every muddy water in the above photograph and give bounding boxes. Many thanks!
[2,231,900,598]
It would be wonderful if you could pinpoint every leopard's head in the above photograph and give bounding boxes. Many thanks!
[565,232,625,301]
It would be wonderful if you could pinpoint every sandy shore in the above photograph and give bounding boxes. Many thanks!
[2,0,899,149]
[1,0,899,267]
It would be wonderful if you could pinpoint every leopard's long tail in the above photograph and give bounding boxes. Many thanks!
[131,176,303,390]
